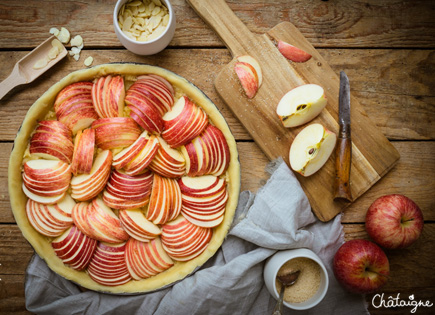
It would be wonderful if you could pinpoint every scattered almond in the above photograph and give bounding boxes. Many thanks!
[58,27,71,44]
[117,0,170,42]
[84,56,94,67]
[70,35,83,47]
[49,27,60,36]
[48,27,94,66]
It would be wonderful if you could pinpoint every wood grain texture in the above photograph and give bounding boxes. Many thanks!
[0,0,434,49]
[191,0,400,221]
[1,49,433,142]
[1,224,433,314]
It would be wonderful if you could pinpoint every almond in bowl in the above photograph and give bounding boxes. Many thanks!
[9,63,240,293]
[113,0,176,55]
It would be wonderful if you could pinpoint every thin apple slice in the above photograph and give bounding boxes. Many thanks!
[87,242,131,286]
[29,120,74,163]
[92,117,142,150]
[71,150,112,201]
[126,93,164,134]
[234,55,262,99]
[70,128,95,175]
[277,40,312,63]
[119,209,161,242]
[52,225,97,270]
[123,135,159,176]
[237,55,263,86]
[125,237,173,280]
[162,96,208,148]
[54,81,98,134]
[71,202,94,238]
[161,215,213,261]
[25,199,73,237]
[85,198,129,243]
[92,75,125,118]
[112,131,149,170]
[277,84,327,128]
[149,136,186,178]
[289,123,337,177]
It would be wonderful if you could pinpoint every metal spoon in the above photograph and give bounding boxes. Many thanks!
[0,35,67,100]
[272,270,300,315]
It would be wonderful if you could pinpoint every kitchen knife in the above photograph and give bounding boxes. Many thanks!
[334,71,352,202]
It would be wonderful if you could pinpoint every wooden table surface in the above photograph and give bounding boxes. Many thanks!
[0,0,434,313]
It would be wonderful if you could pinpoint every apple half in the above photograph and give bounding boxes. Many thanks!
[289,123,336,177]
[277,84,327,128]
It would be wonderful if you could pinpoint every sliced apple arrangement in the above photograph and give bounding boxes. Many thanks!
[20,72,233,288]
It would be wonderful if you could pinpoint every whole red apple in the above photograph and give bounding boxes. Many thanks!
[365,194,424,249]
[333,239,389,294]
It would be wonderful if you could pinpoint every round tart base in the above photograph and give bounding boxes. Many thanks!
[8,63,240,294]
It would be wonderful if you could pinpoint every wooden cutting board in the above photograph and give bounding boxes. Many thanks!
[187,0,400,222]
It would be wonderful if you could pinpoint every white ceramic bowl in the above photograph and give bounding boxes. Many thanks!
[113,0,176,55]
[263,248,329,310]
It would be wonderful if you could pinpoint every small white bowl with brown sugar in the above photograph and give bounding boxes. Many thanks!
[264,248,329,310]
[113,0,176,55]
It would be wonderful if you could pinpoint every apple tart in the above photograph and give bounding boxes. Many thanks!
[9,63,240,293]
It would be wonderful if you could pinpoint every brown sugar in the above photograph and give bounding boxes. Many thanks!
[275,257,321,303]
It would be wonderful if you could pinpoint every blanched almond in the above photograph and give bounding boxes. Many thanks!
[70,35,83,47]
[84,56,93,67]
[58,27,70,44]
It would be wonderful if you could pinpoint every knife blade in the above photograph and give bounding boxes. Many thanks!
[333,71,352,202]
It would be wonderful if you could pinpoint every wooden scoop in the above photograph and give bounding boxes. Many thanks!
[0,36,67,100]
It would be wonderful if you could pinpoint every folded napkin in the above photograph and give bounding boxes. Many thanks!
[25,159,368,314]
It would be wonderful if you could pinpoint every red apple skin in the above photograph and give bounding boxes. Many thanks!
[277,40,312,63]
[333,239,389,294]
[365,194,424,249]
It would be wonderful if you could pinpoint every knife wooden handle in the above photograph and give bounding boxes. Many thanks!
[334,134,352,202]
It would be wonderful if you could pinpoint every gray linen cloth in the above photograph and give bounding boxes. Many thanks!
[25,159,369,314]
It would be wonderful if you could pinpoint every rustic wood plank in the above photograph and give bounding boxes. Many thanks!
[2,141,434,223]
[342,141,435,223]
[0,0,434,49]
[1,224,433,314]
[0,224,34,275]
[0,49,433,142]
[0,275,30,315]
